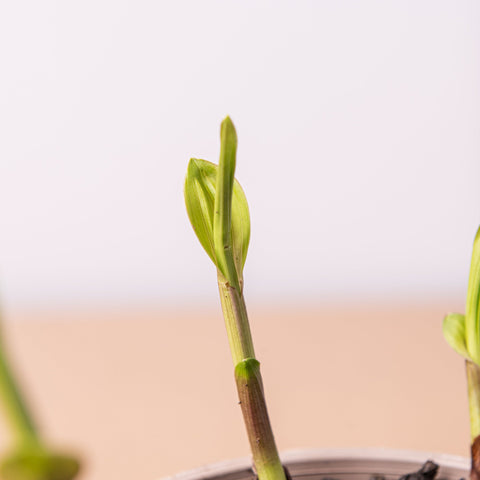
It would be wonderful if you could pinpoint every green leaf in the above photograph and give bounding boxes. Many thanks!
[184,159,217,265]
[466,226,480,365]
[443,312,470,360]
[184,120,250,286]
[230,172,250,282]
[0,446,80,480]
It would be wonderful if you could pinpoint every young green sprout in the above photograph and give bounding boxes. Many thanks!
[184,117,287,480]
[443,226,480,480]
[0,317,80,480]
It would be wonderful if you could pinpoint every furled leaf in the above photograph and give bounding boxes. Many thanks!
[443,313,470,360]
[213,117,249,288]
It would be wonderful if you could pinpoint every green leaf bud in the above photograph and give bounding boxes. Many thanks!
[184,117,250,288]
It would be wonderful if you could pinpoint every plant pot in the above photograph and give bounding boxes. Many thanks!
[163,448,469,480]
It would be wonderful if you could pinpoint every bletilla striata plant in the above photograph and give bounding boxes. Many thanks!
[185,117,287,480]
[443,226,480,480]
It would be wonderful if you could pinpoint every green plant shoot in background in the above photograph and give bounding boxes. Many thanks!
[444,226,480,480]
[185,117,287,480]
[0,316,80,480]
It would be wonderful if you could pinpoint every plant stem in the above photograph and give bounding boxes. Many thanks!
[466,360,480,480]
[217,277,286,480]
[0,338,39,447]
[217,278,255,365]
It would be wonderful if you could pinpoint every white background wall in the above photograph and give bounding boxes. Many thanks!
[0,1,479,308]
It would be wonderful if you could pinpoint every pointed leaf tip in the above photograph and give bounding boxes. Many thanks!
[221,116,237,140]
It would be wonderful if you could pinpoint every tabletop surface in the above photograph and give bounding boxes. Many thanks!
[0,301,470,480]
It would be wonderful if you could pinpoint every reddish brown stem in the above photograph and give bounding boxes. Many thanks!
[472,436,480,480]
[235,358,285,480]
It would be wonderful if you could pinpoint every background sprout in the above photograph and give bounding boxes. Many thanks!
[443,226,480,480]
[185,117,287,480]
[0,315,80,480]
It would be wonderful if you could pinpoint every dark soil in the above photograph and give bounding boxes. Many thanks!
[317,460,444,480]
[257,460,451,480]
[397,461,439,480]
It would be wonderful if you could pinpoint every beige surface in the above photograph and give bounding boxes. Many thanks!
[0,302,470,480]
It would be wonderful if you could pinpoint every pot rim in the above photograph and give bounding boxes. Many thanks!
[162,448,470,480]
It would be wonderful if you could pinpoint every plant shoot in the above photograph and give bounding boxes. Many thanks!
[185,117,286,480]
